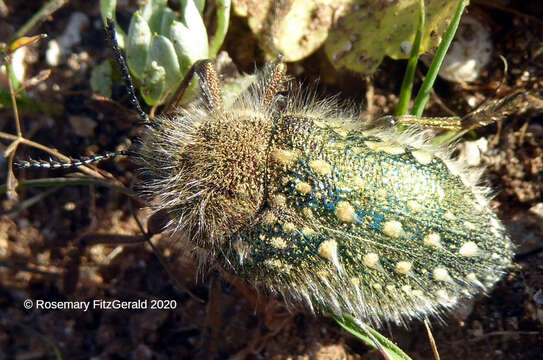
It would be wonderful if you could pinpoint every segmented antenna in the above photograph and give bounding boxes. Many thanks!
[105,18,149,124]
[15,150,131,169]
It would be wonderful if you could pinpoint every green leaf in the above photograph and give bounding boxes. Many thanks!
[330,313,413,360]
[170,19,209,73]
[100,0,125,47]
[141,60,166,106]
[159,7,177,36]
[90,60,113,98]
[324,0,459,75]
[141,0,168,34]
[209,0,231,57]
[126,11,152,77]
[141,35,182,105]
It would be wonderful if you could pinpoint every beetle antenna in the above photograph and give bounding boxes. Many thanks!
[105,18,149,124]
[15,150,134,169]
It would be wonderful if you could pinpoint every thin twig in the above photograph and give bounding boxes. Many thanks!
[0,177,140,201]
[0,186,61,217]
[6,60,22,137]
[424,318,440,360]
[0,261,62,278]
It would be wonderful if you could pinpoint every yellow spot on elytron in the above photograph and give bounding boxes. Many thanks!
[302,207,313,218]
[350,277,360,287]
[317,270,329,280]
[332,127,348,138]
[411,149,433,164]
[407,200,423,212]
[459,242,479,257]
[401,285,412,293]
[376,188,387,199]
[318,239,338,263]
[262,212,277,225]
[265,259,283,268]
[372,283,382,290]
[351,146,363,154]
[363,253,379,268]
[423,233,441,248]
[464,221,476,230]
[295,181,312,194]
[396,261,412,275]
[383,220,403,238]
[265,259,292,273]
[270,148,298,166]
[302,227,315,236]
[270,237,287,249]
[444,210,456,220]
[282,222,296,233]
[412,289,424,297]
[335,201,356,223]
[466,273,484,287]
[271,194,287,207]
[433,267,450,281]
[352,175,365,189]
[365,141,405,155]
[309,159,332,176]
[436,289,451,302]
[386,284,395,291]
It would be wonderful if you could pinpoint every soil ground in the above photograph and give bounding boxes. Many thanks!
[1,1,542,359]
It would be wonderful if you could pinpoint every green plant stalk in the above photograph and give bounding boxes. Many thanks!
[13,0,67,40]
[208,0,231,57]
[411,0,468,117]
[329,313,412,360]
[5,57,21,91]
[100,0,126,47]
[395,0,425,116]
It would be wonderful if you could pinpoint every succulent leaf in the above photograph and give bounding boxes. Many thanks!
[141,35,182,105]
[126,11,151,77]
[324,0,459,74]
[170,20,209,73]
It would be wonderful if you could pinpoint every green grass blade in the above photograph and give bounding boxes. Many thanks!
[209,0,231,57]
[395,0,425,116]
[411,0,468,117]
[330,313,413,360]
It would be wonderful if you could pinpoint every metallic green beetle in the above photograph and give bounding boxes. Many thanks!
[141,61,513,327]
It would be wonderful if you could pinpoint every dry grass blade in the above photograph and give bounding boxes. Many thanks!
[425,318,441,360]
